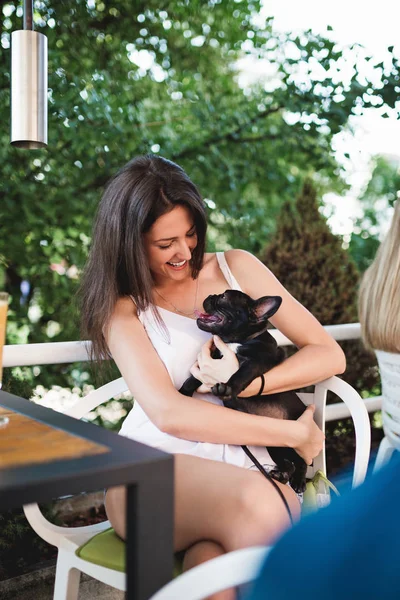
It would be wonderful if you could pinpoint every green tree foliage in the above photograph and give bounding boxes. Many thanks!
[349,155,400,272]
[1,366,34,398]
[1,1,399,387]
[261,180,379,393]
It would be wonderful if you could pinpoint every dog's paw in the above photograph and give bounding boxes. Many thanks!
[289,472,307,494]
[268,468,290,485]
[212,383,233,401]
[281,459,296,478]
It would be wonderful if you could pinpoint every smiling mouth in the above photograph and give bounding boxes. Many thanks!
[166,260,187,268]
[167,260,188,271]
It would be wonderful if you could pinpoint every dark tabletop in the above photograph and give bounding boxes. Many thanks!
[0,390,173,507]
[0,390,174,599]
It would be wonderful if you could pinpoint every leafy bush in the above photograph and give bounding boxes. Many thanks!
[261,179,380,394]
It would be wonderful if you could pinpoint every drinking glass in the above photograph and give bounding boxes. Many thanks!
[0,292,9,427]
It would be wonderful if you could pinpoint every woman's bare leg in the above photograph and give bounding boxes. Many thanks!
[173,454,300,551]
[183,540,235,600]
[105,454,301,590]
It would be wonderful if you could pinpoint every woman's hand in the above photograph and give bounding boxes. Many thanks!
[293,405,325,465]
[190,336,239,394]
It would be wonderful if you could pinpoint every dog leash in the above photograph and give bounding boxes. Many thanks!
[241,445,294,525]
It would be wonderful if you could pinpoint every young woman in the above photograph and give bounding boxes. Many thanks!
[359,200,400,472]
[80,155,345,600]
[358,199,400,354]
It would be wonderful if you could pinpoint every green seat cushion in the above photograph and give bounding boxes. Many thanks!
[76,527,125,572]
[76,527,184,575]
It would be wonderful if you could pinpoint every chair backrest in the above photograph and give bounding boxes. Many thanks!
[375,350,400,449]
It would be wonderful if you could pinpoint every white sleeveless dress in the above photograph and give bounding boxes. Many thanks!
[119,252,277,472]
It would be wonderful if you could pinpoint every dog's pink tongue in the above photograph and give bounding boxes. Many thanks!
[194,310,208,319]
[195,310,221,323]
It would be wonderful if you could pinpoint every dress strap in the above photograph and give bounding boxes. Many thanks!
[216,252,242,291]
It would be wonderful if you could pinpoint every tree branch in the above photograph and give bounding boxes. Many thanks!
[229,133,279,144]
[174,104,282,159]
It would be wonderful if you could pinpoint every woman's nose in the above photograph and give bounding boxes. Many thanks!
[175,239,192,260]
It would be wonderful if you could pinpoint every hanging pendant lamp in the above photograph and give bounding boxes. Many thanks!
[10,0,48,149]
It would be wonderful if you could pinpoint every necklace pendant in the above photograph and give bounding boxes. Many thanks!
[154,275,199,318]
[175,307,194,317]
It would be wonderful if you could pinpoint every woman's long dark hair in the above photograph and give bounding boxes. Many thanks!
[79,154,207,366]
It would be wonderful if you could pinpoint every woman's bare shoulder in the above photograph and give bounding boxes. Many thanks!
[224,249,253,262]
[202,249,260,283]
[224,249,276,294]
[112,296,138,319]
[224,249,260,272]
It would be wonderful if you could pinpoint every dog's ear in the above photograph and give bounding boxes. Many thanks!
[254,296,282,321]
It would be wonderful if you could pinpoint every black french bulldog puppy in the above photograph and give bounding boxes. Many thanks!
[179,289,308,493]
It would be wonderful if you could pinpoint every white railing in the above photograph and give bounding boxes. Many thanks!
[2,323,363,367]
[3,322,382,422]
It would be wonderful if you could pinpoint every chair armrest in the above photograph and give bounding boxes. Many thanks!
[23,503,111,548]
[316,376,371,488]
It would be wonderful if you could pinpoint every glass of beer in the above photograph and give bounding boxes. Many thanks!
[0,293,9,427]
[0,292,8,386]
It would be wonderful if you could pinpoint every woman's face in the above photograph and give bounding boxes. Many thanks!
[144,204,198,284]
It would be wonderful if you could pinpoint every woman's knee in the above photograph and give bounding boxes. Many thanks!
[226,475,299,550]
[182,540,226,572]
[105,485,126,540]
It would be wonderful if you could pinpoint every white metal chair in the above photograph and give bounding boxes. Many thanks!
[297,376,370,489]
[373,350,400,473]
[23,375,371,600]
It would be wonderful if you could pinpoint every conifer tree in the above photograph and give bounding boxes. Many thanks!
[261,180,378,393]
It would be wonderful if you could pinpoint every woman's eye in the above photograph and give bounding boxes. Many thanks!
[157,230,195,249]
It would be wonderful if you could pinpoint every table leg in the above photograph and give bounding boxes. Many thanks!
[126,457,174,600]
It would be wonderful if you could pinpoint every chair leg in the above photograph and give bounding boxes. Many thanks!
[373,437,395,474]
[53,548,81,600]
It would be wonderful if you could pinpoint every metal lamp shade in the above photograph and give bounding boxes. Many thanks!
[11,30,48,149]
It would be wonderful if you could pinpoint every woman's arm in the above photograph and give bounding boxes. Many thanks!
[223,249,346,397]
[239,343,344,397]
[105,298,323,463]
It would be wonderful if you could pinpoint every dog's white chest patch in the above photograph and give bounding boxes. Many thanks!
[227,343,241,354]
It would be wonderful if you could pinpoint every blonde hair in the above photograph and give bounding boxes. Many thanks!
[358,200,400,353]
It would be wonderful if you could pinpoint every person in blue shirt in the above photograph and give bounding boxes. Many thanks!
[248,453,400,600]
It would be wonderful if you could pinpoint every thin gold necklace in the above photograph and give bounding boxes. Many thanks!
[155,276,199,317]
